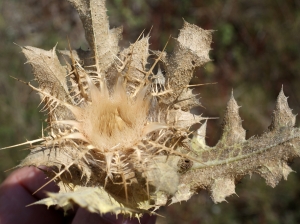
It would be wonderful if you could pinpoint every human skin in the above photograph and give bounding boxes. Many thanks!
[0,167,156,224]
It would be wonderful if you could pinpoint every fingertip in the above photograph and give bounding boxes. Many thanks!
[2,166,59,199]
[0,167,64,224]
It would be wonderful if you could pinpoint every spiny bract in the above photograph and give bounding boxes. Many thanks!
[2,0,300,221]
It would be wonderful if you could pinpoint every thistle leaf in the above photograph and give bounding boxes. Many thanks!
[183,90,300,203]
[219,93,246,146]
[170,184,193,205]
[30,186,136,216]
[168,109,203,129]
[144,162,179,195]
[162,21,213,104]
[210,178,236,203]
[67,0,122,72]
[190,120,208,152]
[22,46,68,101]
[21,45,74,120]
[116,36,150,92]
[176,88,201,111]
[269,87,296,130]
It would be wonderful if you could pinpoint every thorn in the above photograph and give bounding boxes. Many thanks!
[0,138,45,150]
[4,166,19,173]
[147,26,153,37]
[185,82,217,88]
[32,161,74,195]
[10,76,27,85]
[145,35,171,82]
[52,43,58,57]
[136,29,146,42]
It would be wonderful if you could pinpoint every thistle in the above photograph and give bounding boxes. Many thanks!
[2,0,300,221]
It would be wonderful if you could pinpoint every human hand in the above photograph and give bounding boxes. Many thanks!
[0,167,156,224]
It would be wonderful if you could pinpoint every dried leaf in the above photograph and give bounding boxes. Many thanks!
[117,36,150,92]
[161,21,213,104]
[210,178,236,203]
[170,184,193,205]
[182,89,300,203]
[269,87,296,130]
[67,0,122,72]
[218,93,246,146]
[31,186,136,216]
[145,162,179,195]
[21,45,74,120]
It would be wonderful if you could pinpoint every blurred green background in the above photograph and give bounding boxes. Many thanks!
[0,0,300,223]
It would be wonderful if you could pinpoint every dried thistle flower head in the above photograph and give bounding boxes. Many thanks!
[2,0,300,221]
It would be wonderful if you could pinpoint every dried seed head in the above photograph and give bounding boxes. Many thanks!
[63,76,153,152]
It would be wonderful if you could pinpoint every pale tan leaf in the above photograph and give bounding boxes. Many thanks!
[190,120,209,152]
[118,36,150,91]
[269,88,296,130]
[210,178,236,203]
[21,45,74,120]
[145,162,179,195]
[19,146,92,184]
[176,88,201,111]
[31,186,134,216]
[22,46,68,100]
[218,93,246,146]
[282,162,294,180]
[170,184,193,205]
[162,21,213,104]
[167,109,203,128]
[67,0,122,72]
[177,21,212,64]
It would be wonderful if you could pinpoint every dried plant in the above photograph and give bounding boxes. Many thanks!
[2,0,300,221]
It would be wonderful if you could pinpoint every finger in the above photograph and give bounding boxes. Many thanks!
[0,167,64,224]
[2,166,59,199]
